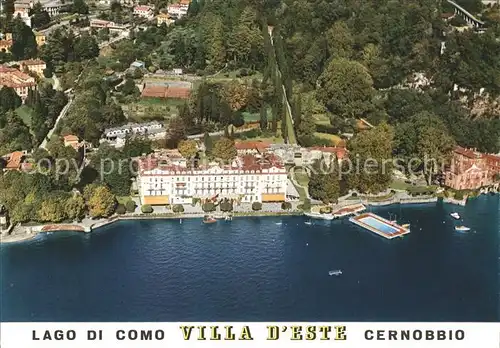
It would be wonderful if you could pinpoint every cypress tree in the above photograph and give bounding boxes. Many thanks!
[259,104,268,131]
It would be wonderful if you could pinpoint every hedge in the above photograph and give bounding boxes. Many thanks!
[141,204,153,213]
[252,202,262,211]
[172,204,184,213]
[115,204,126,215]
[125,200,136,213]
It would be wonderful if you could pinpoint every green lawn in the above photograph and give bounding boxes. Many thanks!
[314,132,342,145]
[116,196,132,204]
[125,98,186,122]
[389,179,412,191]
[16,105,34,127]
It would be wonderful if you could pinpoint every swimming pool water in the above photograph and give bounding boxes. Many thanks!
[358,216,400,235]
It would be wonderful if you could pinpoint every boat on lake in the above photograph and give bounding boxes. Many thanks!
[304,221,312,225]
[329,270,342,276]
[450,212,460,219]
[203,215,217,224]
[455,225,470,232]
[304,211,334,220]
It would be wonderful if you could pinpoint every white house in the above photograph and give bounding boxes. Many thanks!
[133,5,154,19]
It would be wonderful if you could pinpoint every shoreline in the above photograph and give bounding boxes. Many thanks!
[2,193,497,245]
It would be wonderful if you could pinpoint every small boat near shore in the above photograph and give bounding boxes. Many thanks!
[329,270,342,276]
[304,221,312,225]
[304,211,334,220]
[203,215,217,224]
[455,225,470,232]
[450,212,460,219]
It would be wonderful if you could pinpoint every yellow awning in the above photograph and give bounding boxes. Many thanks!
[143,195,169,205]
[261,193,285,202]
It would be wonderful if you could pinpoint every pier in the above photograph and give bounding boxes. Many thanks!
[349,212,410,239]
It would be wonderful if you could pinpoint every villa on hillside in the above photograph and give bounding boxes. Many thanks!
[133,5,154,19]
[101,121,166,148]
[0,65,37,100]
[157,13,174,26]
[444,146,500,190]
[0,38,12,52]
[1,151,31,172]
[268,144,348,166]
[20,59,46,76]
[137,151,288,205]
[167,0,190,18]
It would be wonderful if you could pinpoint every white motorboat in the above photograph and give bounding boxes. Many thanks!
[455,226,470,232]
[304,211,334,220]
[304,221,312,225]
[275,222,282,225]
[450,212,460,219]
[329,270,342,276]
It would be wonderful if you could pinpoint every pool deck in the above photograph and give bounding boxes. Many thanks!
[349,212,410,239]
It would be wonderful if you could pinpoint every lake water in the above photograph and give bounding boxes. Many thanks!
[1,196,499,322]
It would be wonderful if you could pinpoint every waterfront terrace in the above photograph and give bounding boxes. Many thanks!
[137,151,288,205]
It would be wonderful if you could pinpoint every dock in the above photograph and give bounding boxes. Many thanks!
[332,203,366,218]
[349,212,410,239]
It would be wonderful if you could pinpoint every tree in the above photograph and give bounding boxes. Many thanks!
[10,17,37,59]
[10,201,32,224]
[72,0,89,14]
[122,136,152,158]
[316,58,375,119]
[65,195,86,221]
[30,3,50,29]
[165,117,186,148]
[115,204,126,214]
[0,87,22,113]
[87,185,116,218]
[259,104,268,131]
[73,35,99,60]
[347,123,395,194]
[309,158,341,204]
[141,204,153,213]
[326,21,354,59]
[203,131,213,154]
[125,199,136,213]
[172,204,185,213]
[202,202,215,212]
[212,137,237,163]
[177,139,198,159]
[251,201,262,211]
[38,197,66,222]
[281,201,292,210]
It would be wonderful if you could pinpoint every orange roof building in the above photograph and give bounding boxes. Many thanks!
[444,146,500,190]
[0,39,12,53]
[63,135,81,150]
[3,151,25,171]
[0,65,37,100]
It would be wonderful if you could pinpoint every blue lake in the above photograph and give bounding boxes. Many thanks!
[1,196,499,321]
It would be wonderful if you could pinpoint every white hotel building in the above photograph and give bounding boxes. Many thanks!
[137,151,288,205]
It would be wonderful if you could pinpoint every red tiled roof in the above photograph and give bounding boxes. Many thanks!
[235,141,271,151]
[134,5,152,11]
[454,146,481,159]
[63,135,79,142]
[20,59,46,66]
[0,39,12,48]
[4,151,24,170]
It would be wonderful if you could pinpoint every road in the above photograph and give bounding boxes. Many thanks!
[39,32,128,149]
[98,32,129,49]
[40,96,74,149]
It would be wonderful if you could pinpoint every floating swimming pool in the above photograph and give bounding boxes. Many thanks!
[357,216,400,235]
[349,213,410,239]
